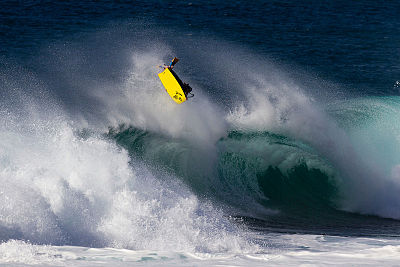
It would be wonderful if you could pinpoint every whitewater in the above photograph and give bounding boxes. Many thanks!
[1,28,400,265]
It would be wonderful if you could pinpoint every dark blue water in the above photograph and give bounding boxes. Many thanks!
[1,1,399,94]
[1,0,400,243]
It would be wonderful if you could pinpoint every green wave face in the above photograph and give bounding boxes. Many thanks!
[109,126,343,230]
[109,96,400,235]
[217,131,339,211]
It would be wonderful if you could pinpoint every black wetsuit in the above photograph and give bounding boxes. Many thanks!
[170,69,192,97]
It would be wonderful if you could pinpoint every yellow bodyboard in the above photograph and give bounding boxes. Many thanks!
[158,68,187,104]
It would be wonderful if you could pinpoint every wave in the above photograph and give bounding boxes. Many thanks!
[110,111,400,235]
[1,26,400,249]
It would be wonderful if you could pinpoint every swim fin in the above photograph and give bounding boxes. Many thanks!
[169,57,179,67]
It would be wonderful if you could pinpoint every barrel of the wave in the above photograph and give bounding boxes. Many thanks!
[158,57,193,104]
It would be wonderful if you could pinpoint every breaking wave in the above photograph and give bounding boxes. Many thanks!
[1,28,400,251]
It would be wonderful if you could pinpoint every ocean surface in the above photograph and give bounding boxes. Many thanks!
[1,1,400,265]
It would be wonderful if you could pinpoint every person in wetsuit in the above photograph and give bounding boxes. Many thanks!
[163,61,193,98]
[181,82,192,97]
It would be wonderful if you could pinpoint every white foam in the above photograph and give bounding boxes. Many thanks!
[0,240,62,265]
[0,86,253,253]
[2,235,400,266]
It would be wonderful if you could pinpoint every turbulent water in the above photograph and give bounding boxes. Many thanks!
[1,1,400,265]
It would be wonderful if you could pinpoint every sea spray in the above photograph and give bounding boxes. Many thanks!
[0,65,255,252]
[226,69,400,219]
